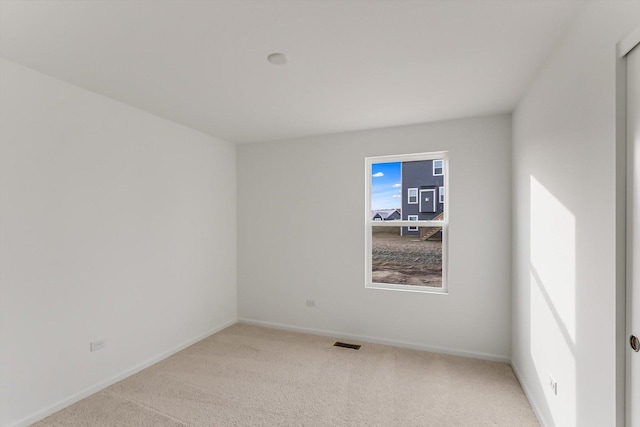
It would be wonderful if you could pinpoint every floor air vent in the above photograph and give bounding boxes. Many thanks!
[333,341,361,350]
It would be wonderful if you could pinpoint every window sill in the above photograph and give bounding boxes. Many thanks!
[366,283,448,295]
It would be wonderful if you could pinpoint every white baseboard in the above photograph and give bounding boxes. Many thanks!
[511,361,550,427]
[237,317,511,364]
[11,318,545,427]
[8,318,236,427]
[240,319,555,424]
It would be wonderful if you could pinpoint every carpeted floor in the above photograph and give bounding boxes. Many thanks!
[34,324,539,426]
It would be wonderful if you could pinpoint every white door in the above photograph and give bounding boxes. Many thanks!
[628,41,640,427]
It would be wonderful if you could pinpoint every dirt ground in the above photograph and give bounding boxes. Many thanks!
[372,230,442,287]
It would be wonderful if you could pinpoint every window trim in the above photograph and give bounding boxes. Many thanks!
[407,188,418,204]
[365,152,449,294]
[407,215,419,231]
[433,159,444,176]
[439,186,445,204]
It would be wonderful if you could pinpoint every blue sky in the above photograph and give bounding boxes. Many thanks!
[371,162,401,210]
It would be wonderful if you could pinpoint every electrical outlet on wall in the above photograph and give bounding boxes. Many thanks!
[90,339,106,352]
[306,299,316,307]
[548,375,558,395]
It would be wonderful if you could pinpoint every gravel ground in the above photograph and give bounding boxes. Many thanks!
[372,230,442,287]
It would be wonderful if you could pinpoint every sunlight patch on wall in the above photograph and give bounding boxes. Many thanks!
[529,175,576,342]
[529,269,577,426]
[529,175,577,426]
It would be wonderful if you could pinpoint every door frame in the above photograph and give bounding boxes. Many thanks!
[419,188,436,213]
[617,27,640,427]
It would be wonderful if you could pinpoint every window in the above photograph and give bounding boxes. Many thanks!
[433,159,444,176]
[408,188,418,204]
[407,215,418,231]
[366,152,448,293]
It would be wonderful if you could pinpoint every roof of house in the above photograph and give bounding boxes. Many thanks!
[372,209,400,219]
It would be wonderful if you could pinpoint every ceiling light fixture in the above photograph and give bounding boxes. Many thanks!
[267,53,288,65]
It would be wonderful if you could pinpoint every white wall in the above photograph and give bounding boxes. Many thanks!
[512,3,640,427]
[237,114,512,361]
[0,59,237,427]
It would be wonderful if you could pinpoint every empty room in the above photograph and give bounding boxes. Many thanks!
[1,1,639,426]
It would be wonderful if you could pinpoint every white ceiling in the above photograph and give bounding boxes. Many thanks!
[0,0,585,144]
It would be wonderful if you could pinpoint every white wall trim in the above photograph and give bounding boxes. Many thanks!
[8,318,237,427]
[238,317,510,364]
[616,33,630,427]
[511,362,551,427]
[618,26,640,58]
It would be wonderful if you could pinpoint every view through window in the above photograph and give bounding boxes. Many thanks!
[365,152,448,292]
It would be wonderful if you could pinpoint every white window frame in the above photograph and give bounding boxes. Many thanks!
[365,152,449,294]
[439,186,445,204]
[407,188,418,204]
[407,215,419,231]
[433,159,444,176]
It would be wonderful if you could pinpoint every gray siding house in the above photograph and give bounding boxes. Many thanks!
[401,159,444,237]
[372,208,401,221]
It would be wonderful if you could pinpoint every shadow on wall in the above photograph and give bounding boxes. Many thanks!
[524,171,611,427]
[529,174,576,426]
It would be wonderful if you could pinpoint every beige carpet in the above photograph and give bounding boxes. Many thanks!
[34,324,539,426]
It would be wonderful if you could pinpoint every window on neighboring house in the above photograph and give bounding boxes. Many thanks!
[433,159,444,176]
[408,188,418,204]
[366,152,448,293]
[408,215,418,231]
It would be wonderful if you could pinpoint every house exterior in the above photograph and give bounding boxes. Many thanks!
[372,208,401,221]
[401,159,444,237]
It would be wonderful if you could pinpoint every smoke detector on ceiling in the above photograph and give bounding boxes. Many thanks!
[267,53,288,65]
